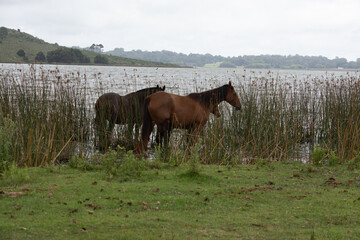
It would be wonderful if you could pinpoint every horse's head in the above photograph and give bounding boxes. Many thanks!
[141,85,165,96]
[225,81,241,110]
[156,85,166,91]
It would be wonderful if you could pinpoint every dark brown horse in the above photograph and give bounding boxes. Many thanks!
[95,85,165,151]
[135,81,241,153]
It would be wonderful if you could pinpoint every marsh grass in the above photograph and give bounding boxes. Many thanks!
[0,65,92,167]
[0,117,17,172]
[171,70,360,163]
[1,66,359,167]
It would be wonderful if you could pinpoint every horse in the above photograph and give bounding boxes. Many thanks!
[135,81,241,153]
[95,85,165,151]
[154,103,222,146]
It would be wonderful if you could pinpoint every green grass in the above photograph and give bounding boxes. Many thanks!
[1,162,360,239]
[203,62,223,68]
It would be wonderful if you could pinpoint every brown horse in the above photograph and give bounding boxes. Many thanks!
[95,85,165,151]
[154,103,222,145]
[135,81,241,153]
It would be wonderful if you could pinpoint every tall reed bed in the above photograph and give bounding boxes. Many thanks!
[316,74,360,159]
[1,65,359,167]
[196,71,360,163]
[0,65,92,168]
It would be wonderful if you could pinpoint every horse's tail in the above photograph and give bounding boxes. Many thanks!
[135,97,154,153]
[94,96,110,151]
[94,98,105,132]
[94,99,100,129]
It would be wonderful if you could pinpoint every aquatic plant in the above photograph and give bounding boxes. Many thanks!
[1,65,359,166]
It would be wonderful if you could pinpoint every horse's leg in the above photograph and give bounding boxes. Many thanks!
[95,113,109,152]
[158,128,166,147]
[155,129,160,146]
[105,121,115,150]
[158,119,172,148]
[164,126,172,147]
[135,122,154,153]
[185,128,193,150]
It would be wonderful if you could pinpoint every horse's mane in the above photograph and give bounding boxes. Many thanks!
[188,84,229,107]
[135,85,165,94]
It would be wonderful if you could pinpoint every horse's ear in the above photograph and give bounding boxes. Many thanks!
[229,81,232,86]
[162,85,165,90]
[156,84,159,88]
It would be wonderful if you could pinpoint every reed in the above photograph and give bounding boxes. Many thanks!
[316,73,360,160]
[195,71,360,163]
[1,66,359,167]
[0,65,92,167]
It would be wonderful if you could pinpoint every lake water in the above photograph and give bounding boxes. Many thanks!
[2,63,359,101]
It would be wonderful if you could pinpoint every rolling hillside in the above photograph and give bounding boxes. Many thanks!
[0,27,58,63]
[0,27,179,67]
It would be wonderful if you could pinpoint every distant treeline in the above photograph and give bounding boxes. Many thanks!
[107,48,360,69]
[47,48,90,64]
[33,47,107,64]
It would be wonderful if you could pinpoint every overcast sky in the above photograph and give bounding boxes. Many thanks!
[1,0,359,61]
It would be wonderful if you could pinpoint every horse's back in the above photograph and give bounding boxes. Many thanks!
[95,93,122,121]
[96,93,121,108]
[147,92,207,126]
[147,92,173,121]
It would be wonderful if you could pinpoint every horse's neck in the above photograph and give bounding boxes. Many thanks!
[197,87,226,107]
[212,88,226,105]
[188,88,225,112]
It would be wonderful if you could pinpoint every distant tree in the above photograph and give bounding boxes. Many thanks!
[94,54,109,64]
[0,27,8,36]
[230,56,246,66]
[333,57,347,68]
[98,44,104,52]
[346,61,359,68]
[17,49,25,57]
[107,48,360,69]
[35,51,46,62]
[89,44,104,53]
[47,47,90,64]
[0,27,8,43]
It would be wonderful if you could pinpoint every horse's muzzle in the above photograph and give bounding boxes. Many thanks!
[235,105,242,110]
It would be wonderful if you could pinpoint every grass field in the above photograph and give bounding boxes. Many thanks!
[1,161,360,239]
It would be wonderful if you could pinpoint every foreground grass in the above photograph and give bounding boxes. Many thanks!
[1,162,360,239]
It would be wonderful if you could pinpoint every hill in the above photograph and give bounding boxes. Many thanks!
[107,48,360,69]
[0,27,59,63]
[0,27,179,67]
